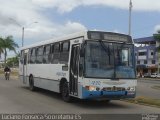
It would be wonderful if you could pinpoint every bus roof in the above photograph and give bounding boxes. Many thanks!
[20,30,87,50]
[20,30,132,50]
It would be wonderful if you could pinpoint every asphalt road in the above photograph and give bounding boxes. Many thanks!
[137,79,160,99]
[0,76,160,114]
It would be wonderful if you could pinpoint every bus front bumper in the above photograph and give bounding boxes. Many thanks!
[82,88,136,100]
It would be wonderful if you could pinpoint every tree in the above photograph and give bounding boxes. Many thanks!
[0,36,19,65]
[6,55,19,67]
[154,30,160,51]
[154,34,160,41]
[153,30,160,41]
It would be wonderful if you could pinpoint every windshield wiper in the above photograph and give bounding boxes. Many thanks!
[99,40,111,64]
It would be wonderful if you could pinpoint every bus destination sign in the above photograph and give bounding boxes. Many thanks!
[104,34,128,42]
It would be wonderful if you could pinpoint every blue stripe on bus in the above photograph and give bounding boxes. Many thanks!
[82,87,135,99]
[82,88,101,98]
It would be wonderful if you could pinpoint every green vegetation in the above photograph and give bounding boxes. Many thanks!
[6,55,19,67]
[0,36,19,65]
[154,34,160,41]
[125,96,160,108]
[154,29,160,40]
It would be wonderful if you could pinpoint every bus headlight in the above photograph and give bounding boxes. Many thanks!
[85,86,97,91]
[127,86,135,91]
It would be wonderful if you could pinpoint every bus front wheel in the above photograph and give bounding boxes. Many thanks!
[61,81,71,102]
[29,76,36,91]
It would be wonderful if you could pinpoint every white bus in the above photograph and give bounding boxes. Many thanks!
[19,31,137,102]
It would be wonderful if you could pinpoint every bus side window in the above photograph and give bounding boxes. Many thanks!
[29,49,33,64]
[60,41,70,64]
[43,46,46,64]
[34,48,37,63]
[28,49,31,64]
[46,45,51,63]
[43,45,50,64]
[51,44,54,64]
[36,46,43,64]
[30,48,36,64]
[52,42,60,64]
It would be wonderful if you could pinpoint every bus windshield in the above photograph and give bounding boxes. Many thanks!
[84,41,136,79]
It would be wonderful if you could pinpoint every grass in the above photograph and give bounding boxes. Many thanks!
[125,96,160,108]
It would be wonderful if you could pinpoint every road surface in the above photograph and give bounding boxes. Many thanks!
[0,76,160,114]
[137,79,160,99]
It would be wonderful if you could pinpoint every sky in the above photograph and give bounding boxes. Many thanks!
[0,0,160,57]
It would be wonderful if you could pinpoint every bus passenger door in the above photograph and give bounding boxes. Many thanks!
[23,52,28,84]
[70,44,80,96]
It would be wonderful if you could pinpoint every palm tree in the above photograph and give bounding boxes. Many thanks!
[0,36,19,64]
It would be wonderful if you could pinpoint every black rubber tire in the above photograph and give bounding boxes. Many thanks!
[105,100,111,103]
[5,73,7,80]
[61,81,72,102]
[5,73,9,80]
[29,76,36,91]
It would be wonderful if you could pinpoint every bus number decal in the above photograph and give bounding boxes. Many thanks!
[91,81,101,86]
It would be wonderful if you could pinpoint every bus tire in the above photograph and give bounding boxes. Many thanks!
[61,81,71,102]
[105,100,110,103]
[29,76,36,91]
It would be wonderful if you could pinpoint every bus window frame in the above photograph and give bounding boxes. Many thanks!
[52,42,60,64]
[43,44,51,64]
[30,48,36,64]
[60,41,70,64]
[36,46,44,64]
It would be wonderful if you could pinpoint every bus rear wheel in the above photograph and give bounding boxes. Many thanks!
[61,81,72,102]
[29,76,36,91]
[105,100,110,103]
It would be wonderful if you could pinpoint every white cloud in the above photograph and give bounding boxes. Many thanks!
[0,0,86,46]
[0,0,159,48]
[32,0,160,13]
[32,0,82,13]
[23,21,86,42]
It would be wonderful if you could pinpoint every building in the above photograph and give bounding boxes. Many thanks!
[134,36,158,76]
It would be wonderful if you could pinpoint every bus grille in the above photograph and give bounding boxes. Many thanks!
[103,87,125,91]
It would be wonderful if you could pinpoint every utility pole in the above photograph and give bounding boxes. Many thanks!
[128,0,132,36]
[22,27,24,47]
[9,18,37,47]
